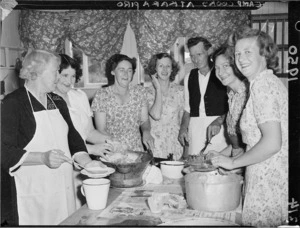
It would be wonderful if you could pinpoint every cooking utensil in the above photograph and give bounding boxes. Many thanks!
[68,159,109,174]
[99,150,153,188]
[66,159,86,169]
[200,138,212,155]
[185,173,243,212]
[160,161,185,179]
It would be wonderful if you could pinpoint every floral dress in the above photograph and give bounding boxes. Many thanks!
[239,70,288,227]
[91,84,147,151]
[146,83,184,160]
[226,79,249,137]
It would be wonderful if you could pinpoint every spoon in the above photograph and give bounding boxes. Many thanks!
[66,159,86,169]
[67,159,108,174]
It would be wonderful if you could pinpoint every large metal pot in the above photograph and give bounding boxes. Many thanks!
[185,172,243,212]
[99,151,153,188]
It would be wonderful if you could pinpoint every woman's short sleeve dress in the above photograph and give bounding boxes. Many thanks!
[146,83,184,160]
[239,70,288,227]
[91,84,147,151]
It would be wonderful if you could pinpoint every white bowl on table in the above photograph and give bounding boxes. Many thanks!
[160,161,185,179]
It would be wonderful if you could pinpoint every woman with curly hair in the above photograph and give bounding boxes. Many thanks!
[54,54,113,209]
[91,54,154,152]
[210,26,288,226]
[55,54,112,158]
[146,53,184,160]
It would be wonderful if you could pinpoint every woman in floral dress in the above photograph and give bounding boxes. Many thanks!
[211,26,288,226]
[146,53,184,160]
[207,45,249,175]
[91,54,154,152]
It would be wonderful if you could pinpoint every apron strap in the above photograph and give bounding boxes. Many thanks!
[25,86,35,113]
[25,86,58,112]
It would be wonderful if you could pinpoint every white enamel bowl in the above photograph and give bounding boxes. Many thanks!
[160,161,185,179]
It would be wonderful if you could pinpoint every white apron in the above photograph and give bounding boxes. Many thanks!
[12,90,75,225]
[188,116,228,155]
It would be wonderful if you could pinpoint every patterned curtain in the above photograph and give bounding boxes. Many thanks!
[19,10,67,52]
[130,10,182,68]
[19,9,250,65]
[130,10,250,66]
[19,10,130,62]
[178,10,251,48]
[68,10,130,62]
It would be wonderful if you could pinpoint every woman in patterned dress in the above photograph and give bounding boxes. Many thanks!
[91,54,154,152]
[211,26,288,226]
[207,45,249,174]
[146,53,184,160]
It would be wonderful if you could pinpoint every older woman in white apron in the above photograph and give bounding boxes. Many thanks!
[1,50,105,226]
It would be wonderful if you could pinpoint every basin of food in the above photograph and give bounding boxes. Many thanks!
[184,155,217,172]
[99,150,153,188]
[185,172,243,212]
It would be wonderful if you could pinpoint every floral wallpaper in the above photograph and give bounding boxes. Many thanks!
[19,9,250,66]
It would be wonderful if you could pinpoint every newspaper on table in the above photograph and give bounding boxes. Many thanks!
[98,181,242,225]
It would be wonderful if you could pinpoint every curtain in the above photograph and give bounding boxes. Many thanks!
[19,9,250,65]
[19,10,130,62]
[130,10,182,68]
[131,10,250,66]
[178,10,250,48]
[19,10,67,52]
[68,10,130,62]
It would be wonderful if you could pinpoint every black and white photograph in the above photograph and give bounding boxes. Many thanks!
[1,0,299,226]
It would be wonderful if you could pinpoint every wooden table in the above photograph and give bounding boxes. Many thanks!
[60,178,242,226]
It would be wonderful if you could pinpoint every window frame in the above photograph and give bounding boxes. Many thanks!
[64,39,108,89]
[251,13,288,78]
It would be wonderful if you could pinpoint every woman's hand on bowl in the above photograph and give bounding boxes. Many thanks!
[205,150,219,160]
[90,143,114,159]
[210,154,234,170]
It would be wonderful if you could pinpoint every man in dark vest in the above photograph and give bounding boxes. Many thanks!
[178,37,229,155]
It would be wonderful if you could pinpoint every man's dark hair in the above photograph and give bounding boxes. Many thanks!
[187,37,212,50]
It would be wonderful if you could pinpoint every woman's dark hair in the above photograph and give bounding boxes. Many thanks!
[105,54,137,86]
[187,37,212,50]
[212,45,244,79]
[146,53,180,82]
[228,25,279,72]
[59,54,82,83]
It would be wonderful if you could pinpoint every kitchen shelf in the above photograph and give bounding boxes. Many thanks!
[0,46,24,69]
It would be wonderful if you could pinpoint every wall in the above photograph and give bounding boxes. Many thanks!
[0,10,22,97]
[251,2,288,14]
[251,2,288,88]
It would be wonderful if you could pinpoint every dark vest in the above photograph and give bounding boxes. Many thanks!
[188,68,228,117]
